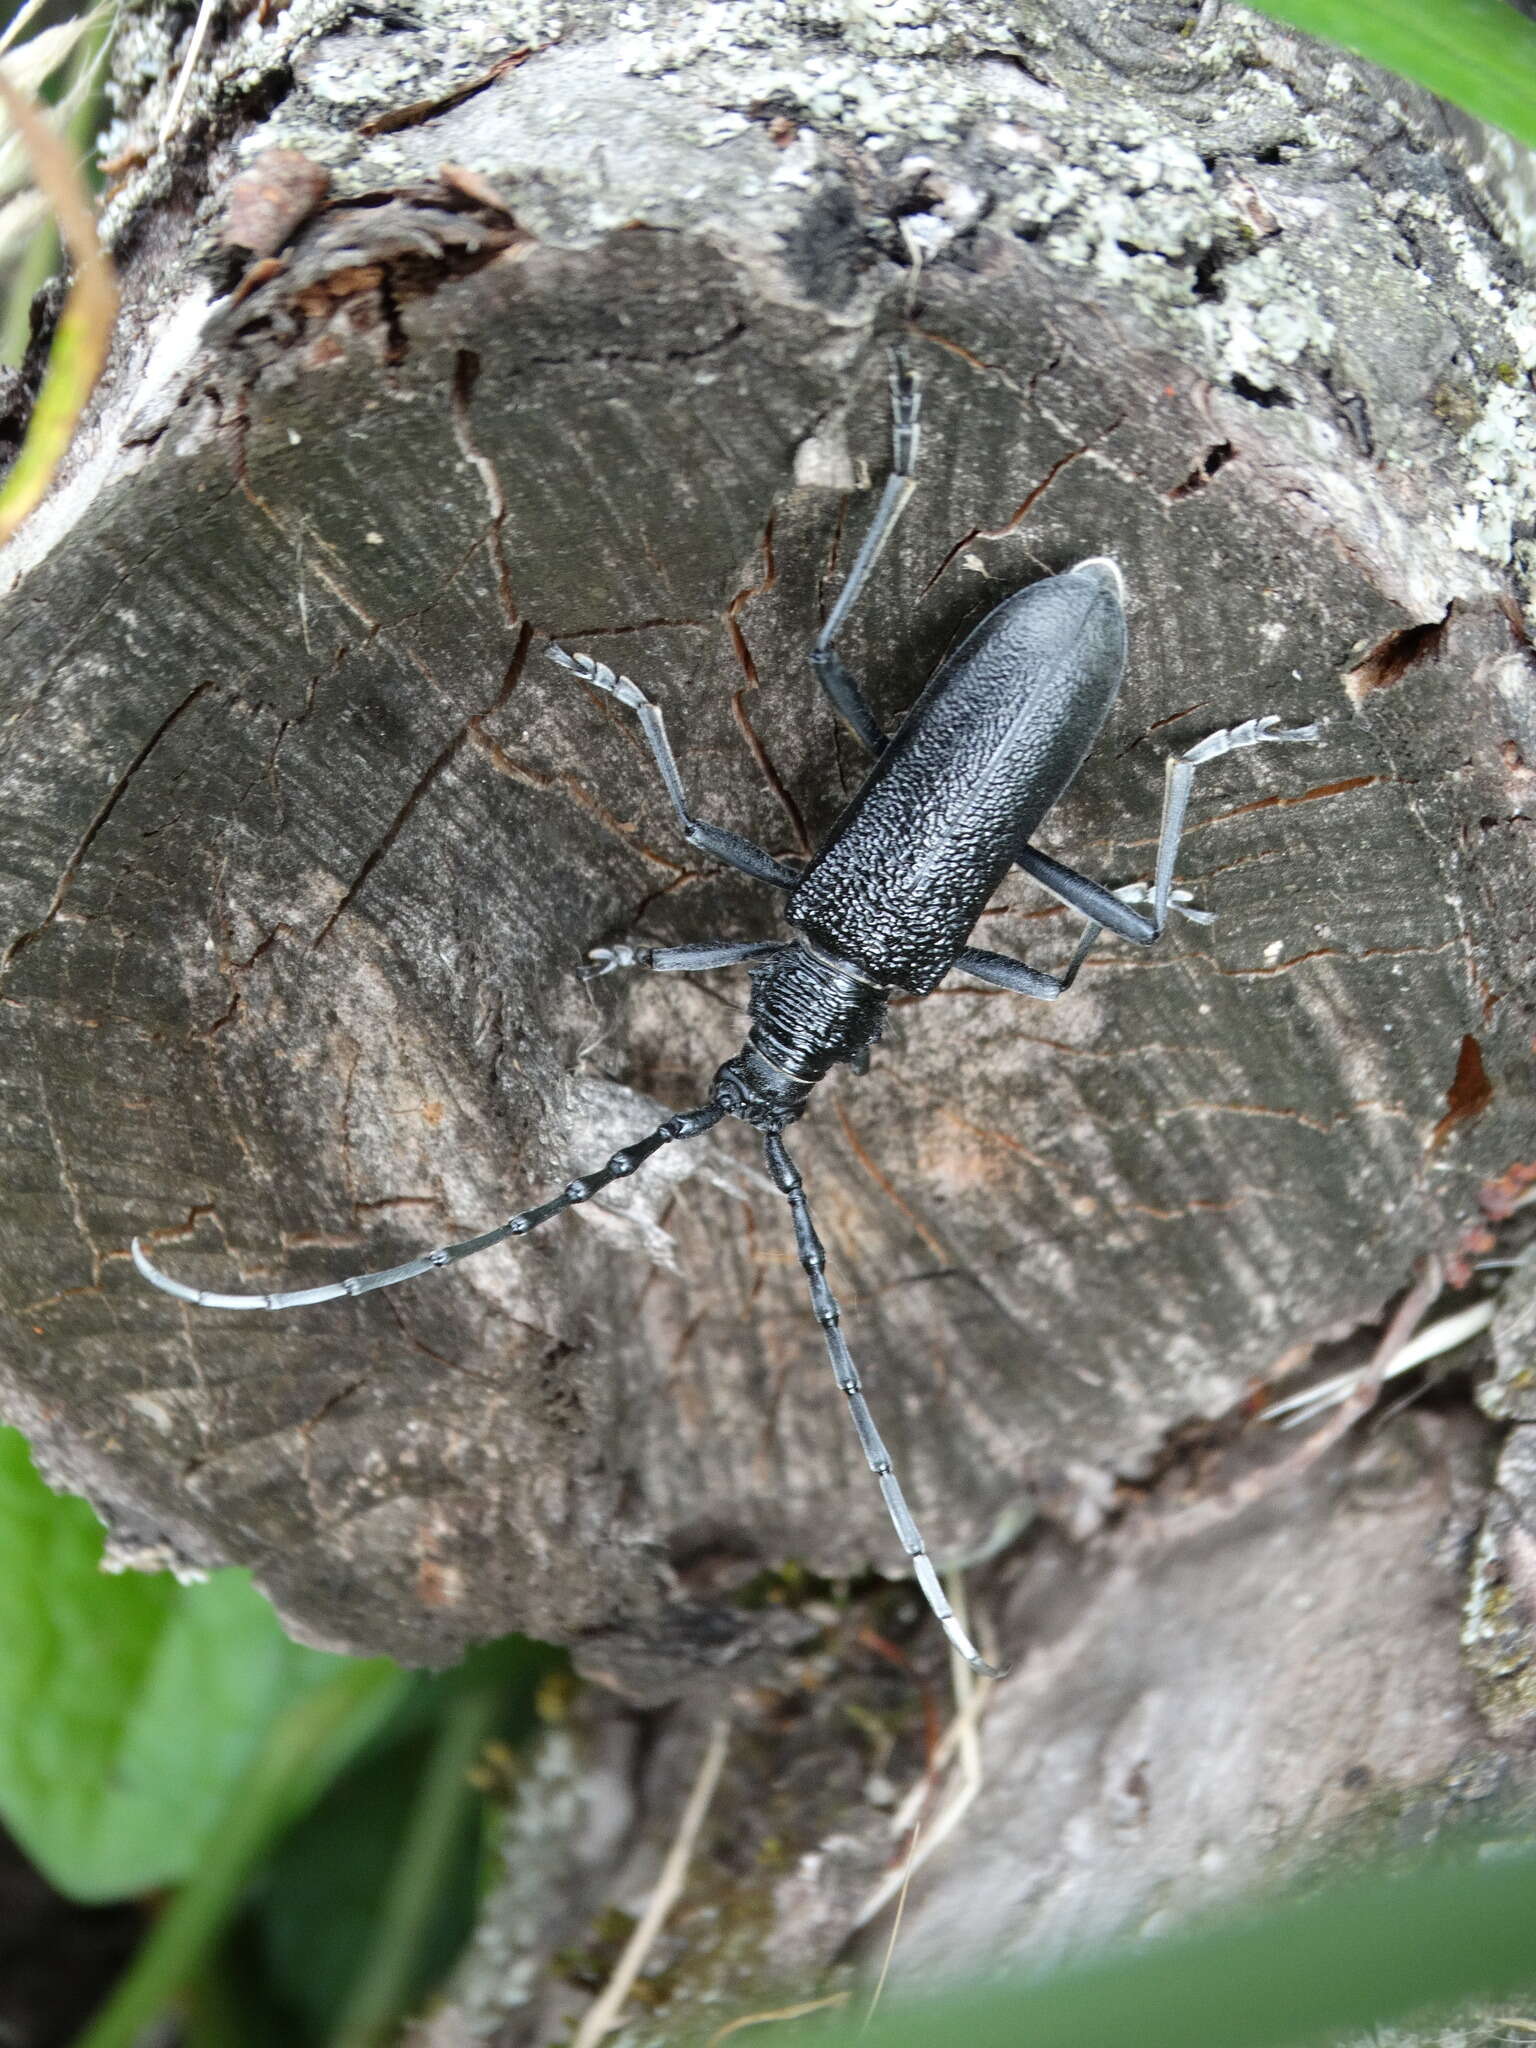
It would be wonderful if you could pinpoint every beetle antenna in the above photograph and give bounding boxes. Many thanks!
[132,1102,728,1312]
[762,1130,1007,1679]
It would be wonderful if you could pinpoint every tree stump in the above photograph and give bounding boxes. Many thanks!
[2,0,1533,1744]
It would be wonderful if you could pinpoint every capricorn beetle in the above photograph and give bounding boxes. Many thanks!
[135,352,1318,1675]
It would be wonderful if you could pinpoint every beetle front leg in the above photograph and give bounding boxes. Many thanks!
[807,350,923,755]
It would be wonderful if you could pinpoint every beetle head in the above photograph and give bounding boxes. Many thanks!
[710,1046,812,1132]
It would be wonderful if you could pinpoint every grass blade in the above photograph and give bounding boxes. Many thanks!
[70,1661,408,2048]
[326,1683,500,2048]
[0,41,116,541]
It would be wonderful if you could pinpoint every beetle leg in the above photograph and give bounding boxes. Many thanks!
[1110,881,1215,926]
[580,939,787,980]
[951,931,1101,1000]
[1148,715,1320,930]
[807,350,924,755]
[1014,844,1159,943]
[546,644,802,891]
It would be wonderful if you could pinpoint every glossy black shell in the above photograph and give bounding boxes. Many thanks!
[786,562,1128,993]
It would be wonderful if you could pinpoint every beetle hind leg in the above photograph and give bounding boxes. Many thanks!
[951,928,1101,1000]
[1016,713,1319,944]
[1147,714,1320,931]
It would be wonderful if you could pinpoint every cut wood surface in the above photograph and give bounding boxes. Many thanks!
[9,2,1536,2035]
[1,0,1533,1733]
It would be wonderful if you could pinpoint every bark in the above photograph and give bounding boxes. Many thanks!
[3,0,1536,2027]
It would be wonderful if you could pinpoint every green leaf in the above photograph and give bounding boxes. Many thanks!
[72,1659,408,2048]
[1243,0,1536,150]
[0,1425,351,1901]
[257,1645,556,2045]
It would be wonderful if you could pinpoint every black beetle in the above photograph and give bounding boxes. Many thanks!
[135,354,1317,1674]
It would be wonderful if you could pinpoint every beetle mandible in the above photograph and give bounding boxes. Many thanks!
[135,351,1319,1676]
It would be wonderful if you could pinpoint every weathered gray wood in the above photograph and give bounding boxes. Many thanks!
[1,0,1534,1725]
[415,1410,1535,2046]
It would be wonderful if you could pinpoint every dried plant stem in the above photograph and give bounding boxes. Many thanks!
[572,1717,731,2048]
[856,1575,994,1929]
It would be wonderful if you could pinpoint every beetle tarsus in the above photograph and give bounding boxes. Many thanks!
[547,641,802,891]
[1113,881,1216,926]
[581,945,644,978]
[1148,712,1323,929]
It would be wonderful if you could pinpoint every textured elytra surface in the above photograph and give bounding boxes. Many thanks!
[0,1,1534,1709]
[788,570,1129,991]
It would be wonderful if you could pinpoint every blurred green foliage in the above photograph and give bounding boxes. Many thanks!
[1245,1,1536,147]
[0,1426,357,1901]
[0,1426,559,2045]
[781,1840,1536,2048]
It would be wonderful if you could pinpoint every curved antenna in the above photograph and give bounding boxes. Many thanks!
[132,1102,727,1312]
[762,1131,1007,1680]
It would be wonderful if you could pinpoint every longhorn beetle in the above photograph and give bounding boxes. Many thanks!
[135,352,1318,1676]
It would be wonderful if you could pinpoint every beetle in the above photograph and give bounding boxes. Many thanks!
[135,352,1318,1676]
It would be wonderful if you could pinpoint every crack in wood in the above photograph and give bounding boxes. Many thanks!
[466,721,692,875]
[312,624,534,948]
[449,346,521,629]
[932,1101,1089,1211]
[0,486,243,740]
[920,420,1125,595]
[723,514,812,858]
[1,680,216,984]
[1428,1033,1494,1153]
[204,918,295,1038]
[908,325,1030,396]
[833,1101,951,1264]
[1346,607,1454,702]
[382,1291,500,1386]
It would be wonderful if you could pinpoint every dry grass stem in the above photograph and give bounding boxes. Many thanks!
[1259,1296,1496,1428]
[572,1717,731,2048]
[160,0,220,145]
[703,1993,850,2045]
[855,1574,994,1928]
[1137,1257,1444,1551]
[859,1821,921,2034]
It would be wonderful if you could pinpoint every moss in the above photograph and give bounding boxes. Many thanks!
[553,1904,639,1992]
[1463,1519,1536,1734]
[1433,381,1485,432]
